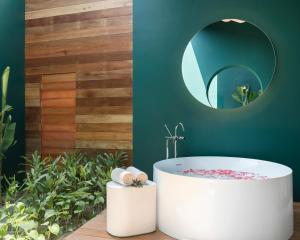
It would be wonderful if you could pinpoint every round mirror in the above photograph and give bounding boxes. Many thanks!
[182,19,276,109]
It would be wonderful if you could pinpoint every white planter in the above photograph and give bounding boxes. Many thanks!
[106,181,156,237]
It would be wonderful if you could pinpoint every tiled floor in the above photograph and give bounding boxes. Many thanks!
[65,203,300,240]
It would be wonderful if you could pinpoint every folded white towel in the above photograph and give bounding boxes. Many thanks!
[111,168,134,186]
[126,166,148,184]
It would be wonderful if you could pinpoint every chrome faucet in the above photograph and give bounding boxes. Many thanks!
[164,123,185,159]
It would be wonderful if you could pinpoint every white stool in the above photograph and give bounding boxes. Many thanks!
[106,181,156,237]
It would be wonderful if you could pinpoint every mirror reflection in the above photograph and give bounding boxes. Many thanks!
[208,66,262,109]
[182,19,276,109]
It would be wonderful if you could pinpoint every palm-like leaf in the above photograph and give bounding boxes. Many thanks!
[2,115,16,152]
[2,67,9,110]
[0,67,16,202]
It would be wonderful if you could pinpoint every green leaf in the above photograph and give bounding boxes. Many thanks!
[4,234,14,240]
[232,93,243,104]
[48,223,60,235]
[2,105,12,113]
[37,235,46,240]
[2,67,10,110]
[28,230,39,239]
[2,118,16,153]
[44,209,56,220]
[16,202,25,213]
[19,220,38,232]
[41,221,49,226]
[94,196,104,205]
[0,223,8,237]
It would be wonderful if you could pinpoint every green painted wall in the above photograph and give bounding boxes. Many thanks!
[0,1,25,179]
[133,0,300,200]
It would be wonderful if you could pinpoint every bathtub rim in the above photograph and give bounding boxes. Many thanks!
[153,156,293,182]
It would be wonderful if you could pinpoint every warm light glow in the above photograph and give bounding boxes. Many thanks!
[222,19,246,23]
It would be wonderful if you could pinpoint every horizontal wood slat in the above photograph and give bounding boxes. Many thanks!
[77,69,131,81]
[26,60,132,76]
[76,140,132,150]
[26,0,103,12]
[42,90,76,99]
[76,114,132,124]
[77,88,132,98]
[77,97,132,107]
[26,0,132,20]
[76,106,132,115]
[77,123,132,132]
[43,124,76,132]
[26,7,132,28]
[76,132,132,141]
[42,107,76,115]
[26,16,132,43]
[41,99,76,108]
[26,34,132,60]
[41,73,76,83]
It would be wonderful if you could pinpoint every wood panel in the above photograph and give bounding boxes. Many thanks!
[64,204,300,239]
[25,0,133,161]
[41,73,76,156]
[64,210,173,240]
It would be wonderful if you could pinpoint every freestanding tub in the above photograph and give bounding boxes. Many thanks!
[153,156,293,240]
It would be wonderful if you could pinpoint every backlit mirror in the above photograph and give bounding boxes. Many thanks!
[182,19,276,109]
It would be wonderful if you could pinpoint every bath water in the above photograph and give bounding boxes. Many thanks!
[176,169,268,180]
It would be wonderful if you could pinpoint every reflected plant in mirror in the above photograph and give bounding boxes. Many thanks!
[232,85,262,106]
[182,19,276,109]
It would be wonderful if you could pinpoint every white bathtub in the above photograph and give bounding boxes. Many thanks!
[153,156,293,240]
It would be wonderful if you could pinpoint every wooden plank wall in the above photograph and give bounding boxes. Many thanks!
[25,0,133,161]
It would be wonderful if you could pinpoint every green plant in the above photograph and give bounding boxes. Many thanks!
[0,67,16,202]
[96,151,128,170]
[1,150,127,239]
[0,201,59,240]
[232,85,262,106]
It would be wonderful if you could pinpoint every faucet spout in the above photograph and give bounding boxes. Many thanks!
[164,122,185,159]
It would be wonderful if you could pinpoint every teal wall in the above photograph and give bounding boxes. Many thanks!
[0,1,25,179]
[133,0,300,200]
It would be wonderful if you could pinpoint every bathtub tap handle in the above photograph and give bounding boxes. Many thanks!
[164,123,185,159]
[164,124,173,137]
[174,123,185,158]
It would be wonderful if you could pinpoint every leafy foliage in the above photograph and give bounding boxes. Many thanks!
[0,151,127,239]
[232,85,262,106]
